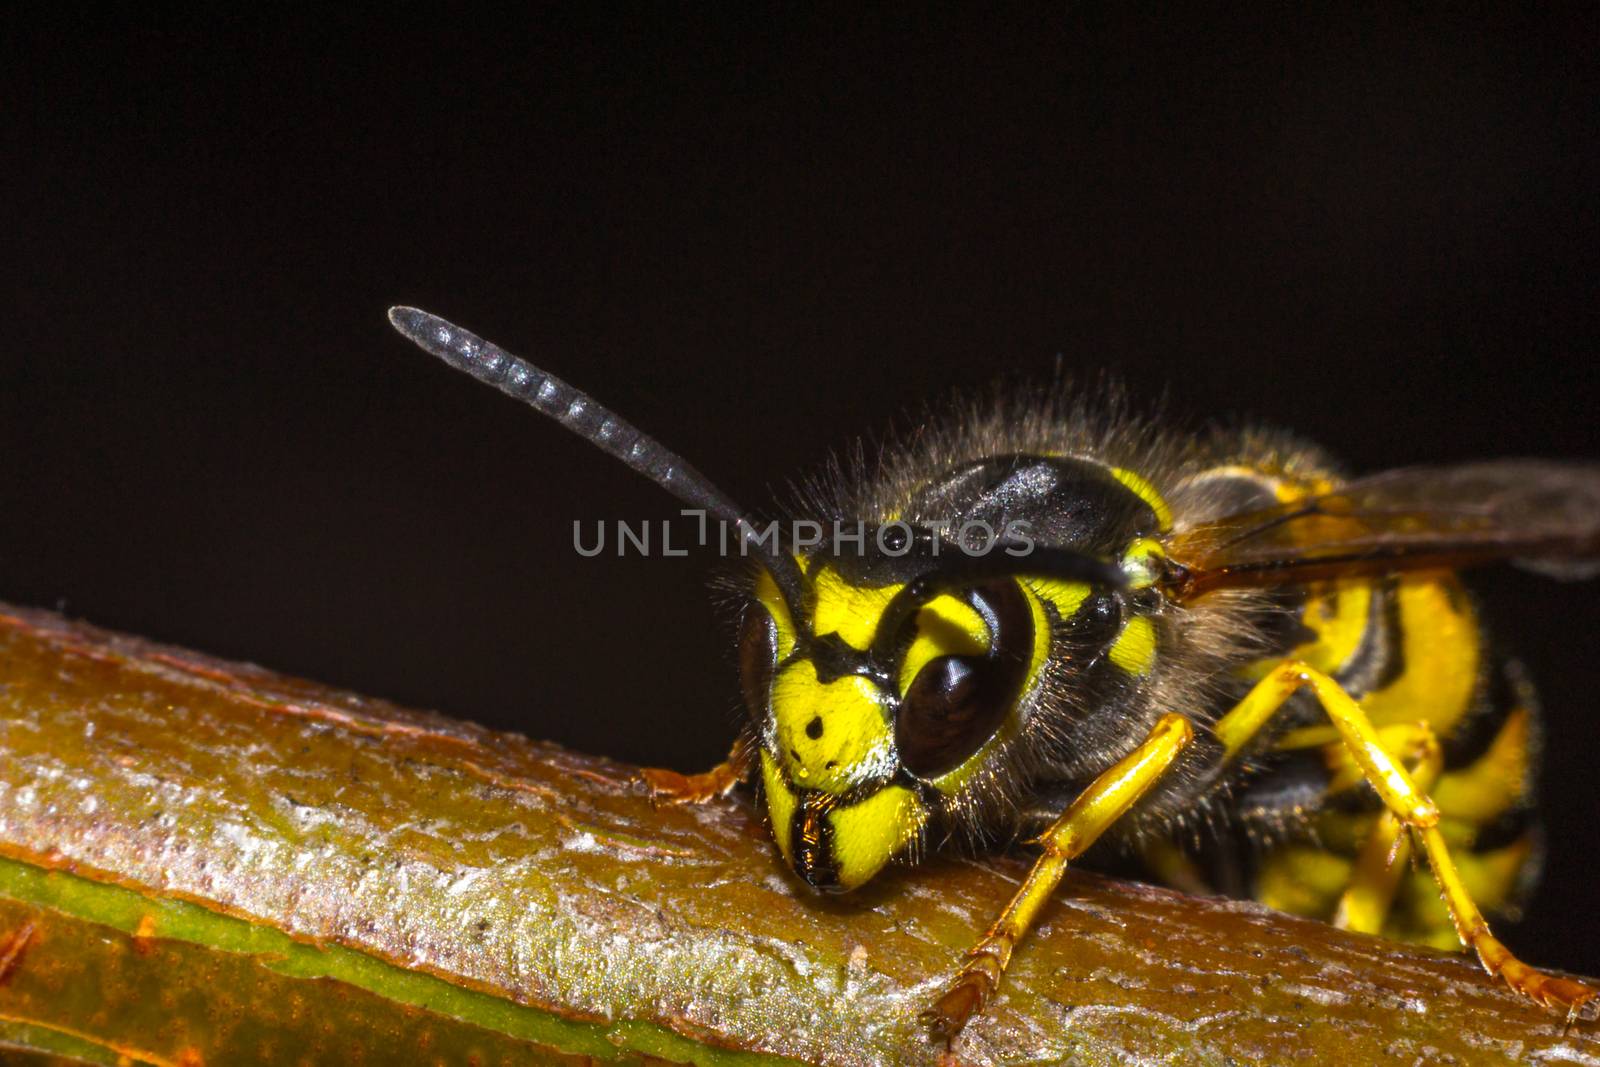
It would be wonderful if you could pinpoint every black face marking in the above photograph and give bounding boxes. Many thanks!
[805,715,824,739]
[810,631,880,685]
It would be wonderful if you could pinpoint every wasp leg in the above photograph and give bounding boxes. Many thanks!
[639,735,754,805]
[1214,661,1598,1021]
[923,713,1193,1043]
[1415,825,1599,1021]
[1331,723,1442,935]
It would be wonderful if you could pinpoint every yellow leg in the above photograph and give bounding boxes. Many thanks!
[1333,723,1441,935]
[1418,827,1596,1020]
[1214,660,1598,1020]
[923,713,1193,1042]
[639,736,753,805]
[1215,662,1437,826]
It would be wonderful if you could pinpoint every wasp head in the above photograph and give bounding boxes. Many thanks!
[744,554,1053,892]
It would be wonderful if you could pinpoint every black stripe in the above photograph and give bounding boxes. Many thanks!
[1333,579,1403,698]
[1233,751,1330,831]
[1470,802,1540,854]
[1441,658,1535,772]
[1371,580,1408,690]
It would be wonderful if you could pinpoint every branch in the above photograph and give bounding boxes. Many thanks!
[0,603,1593,1066]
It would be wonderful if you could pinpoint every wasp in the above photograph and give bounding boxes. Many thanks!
[388,307,1600,1040]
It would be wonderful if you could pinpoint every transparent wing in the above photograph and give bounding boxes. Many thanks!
[1163,460,1600,598]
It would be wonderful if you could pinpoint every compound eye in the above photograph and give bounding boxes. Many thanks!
[738,604,778,718]
[893,579,1033,780]
[896,654,1003,778]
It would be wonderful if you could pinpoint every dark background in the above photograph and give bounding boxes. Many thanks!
[6,10,1598,974]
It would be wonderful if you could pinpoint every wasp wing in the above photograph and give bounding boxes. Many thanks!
[1164,460,1600,598]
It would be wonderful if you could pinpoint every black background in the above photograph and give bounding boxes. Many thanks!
[7,10,1598,974]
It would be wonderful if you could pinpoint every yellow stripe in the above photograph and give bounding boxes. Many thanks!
[1118,537,1166,589]
[1432,707,1532,823]
[1239,581,1371,682]
[1025,579,1091,620]
[1110,467,1173,530]
[1361,578,1479,735]
[928,579,1060,797]
[1108,616,1157,675]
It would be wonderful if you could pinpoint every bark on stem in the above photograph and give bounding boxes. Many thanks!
[0,604,1593,1066]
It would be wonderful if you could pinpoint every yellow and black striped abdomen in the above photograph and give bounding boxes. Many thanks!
[1244,573,1543,947]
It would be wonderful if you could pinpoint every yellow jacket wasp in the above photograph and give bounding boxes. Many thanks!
[388,306,1600,1039]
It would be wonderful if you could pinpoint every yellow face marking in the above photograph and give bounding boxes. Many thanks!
[827,785,927,889]
[929,745,1001,796]
[811,566,902,651]
[897,595,989,695]
[1108,615,1157,675]
[1110,467,1173,530]
[760,749,797,864]
[1025,578,1091,620]
[770,662,894,792]
[1020,581,1057,697]
[752,567,799,660]
[781,567,1049,800]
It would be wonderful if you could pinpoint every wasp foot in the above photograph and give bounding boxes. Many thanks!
[1474,930,1600,1024]
[639,762,743,806]
[921,952,1004,1044]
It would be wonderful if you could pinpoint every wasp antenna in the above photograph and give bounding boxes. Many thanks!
[389,307,746,522]
[387,307,809,611]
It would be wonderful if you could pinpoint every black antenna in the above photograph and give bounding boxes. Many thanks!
[388,307,808,609]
